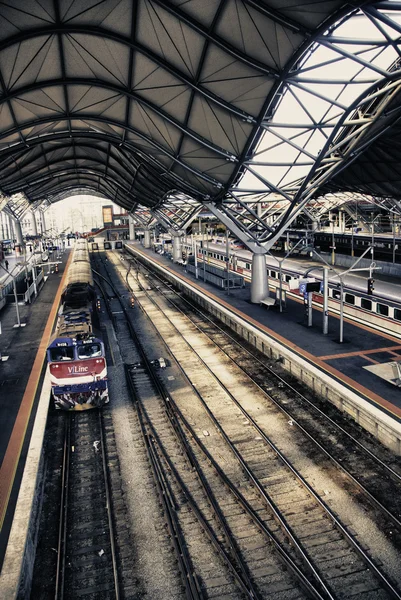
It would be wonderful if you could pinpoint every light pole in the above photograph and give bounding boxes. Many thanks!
[225,229,230,295]
[370,213,380,263]
[392,213,395,264]
[191,234,199,280]
[351,221,355,258]
[331,218,336,265]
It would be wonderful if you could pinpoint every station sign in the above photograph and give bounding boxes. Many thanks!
[294,277,323,295]
[292,277,315,293]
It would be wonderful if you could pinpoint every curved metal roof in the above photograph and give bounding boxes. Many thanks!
[0,0,367,212]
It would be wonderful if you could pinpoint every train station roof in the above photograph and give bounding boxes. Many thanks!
[1,1,401,244]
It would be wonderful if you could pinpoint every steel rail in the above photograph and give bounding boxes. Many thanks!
[98,409,121,600]
[54,414,72,600]
[134,396,202,600]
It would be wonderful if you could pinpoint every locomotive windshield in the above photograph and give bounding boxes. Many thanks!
[77,343,102,359]
[49,347,75,361]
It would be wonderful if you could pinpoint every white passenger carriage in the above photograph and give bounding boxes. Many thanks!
[197,242,401,339]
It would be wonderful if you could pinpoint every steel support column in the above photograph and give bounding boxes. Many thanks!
[128,215,135,240]
[172,235,182,263]
[14,220,23,245]
[251,253,269,304]
[31,211,38,236]
[144,229,151,248]
[322,267,329,335]
[39,211,46,236]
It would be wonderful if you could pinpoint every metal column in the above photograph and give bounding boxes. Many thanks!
[322,267,329,335]
[250,253,268,304]
[31,211,38,236]
[14,220,23,245]
[40,211,46,236]
[128,216,135,240]
[307,293,313,327]
[172,236,182,262]
[144,229,151,248]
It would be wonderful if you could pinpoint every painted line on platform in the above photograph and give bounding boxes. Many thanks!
[318,345,401,360]
[0,252,72,531]
[362,355,380,364]
[130,245,401,421]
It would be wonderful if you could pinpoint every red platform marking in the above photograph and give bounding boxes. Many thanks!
[362,355,380,364]
[318,345,401,361]
[0,252,73,531]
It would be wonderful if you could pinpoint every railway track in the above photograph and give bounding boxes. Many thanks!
[103,249,401,597]
[55,409,119,600]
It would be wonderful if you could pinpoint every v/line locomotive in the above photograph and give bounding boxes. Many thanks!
[46,239,108,410]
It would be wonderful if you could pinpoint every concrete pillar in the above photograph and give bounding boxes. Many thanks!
[0,211,6,239]
[4,213,10,239]
[250,253,269,304]
[31,211,38,236]
[8,216,14,241]
[14,220,23,244]
[172,236,182,262]
[128,216,135,240]
[144,229,151,248]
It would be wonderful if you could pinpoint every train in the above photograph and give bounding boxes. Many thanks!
[274,229,401,263]
[189,241,401,340]
[46,239,109,410]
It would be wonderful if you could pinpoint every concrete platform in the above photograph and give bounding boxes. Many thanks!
[0,248,70,570]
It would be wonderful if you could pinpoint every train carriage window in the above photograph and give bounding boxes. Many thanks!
[332,289,341,299]
[285,275,291,282]
[78,343,102,359]
[361,298,372,311]
[376,303,389,317]
[246,263,250,270]
[345,293,355,305]
[50,347,75,361]
[394,308,401,321]
[270,270,276,278]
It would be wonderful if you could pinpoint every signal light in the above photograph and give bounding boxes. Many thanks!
[367,278,375,295]
[130,296,135,308]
